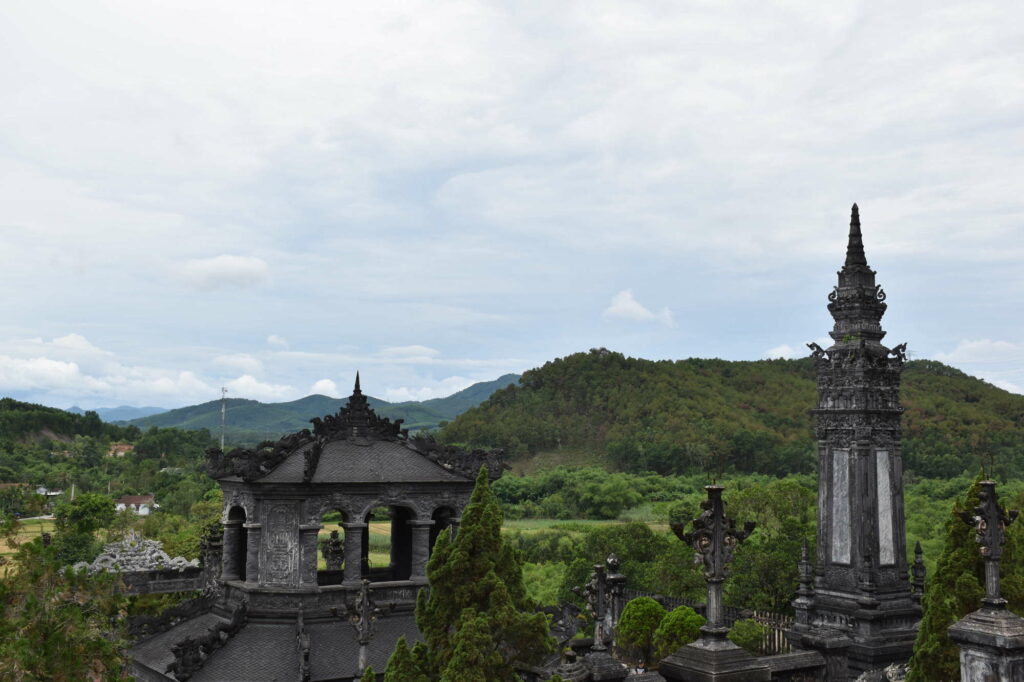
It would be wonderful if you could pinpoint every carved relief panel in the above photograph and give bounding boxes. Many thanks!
[262,502,298,586]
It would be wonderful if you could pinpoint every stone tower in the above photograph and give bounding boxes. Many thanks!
[795,205,921,677]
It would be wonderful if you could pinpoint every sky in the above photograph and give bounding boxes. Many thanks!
[1,1,1023,409]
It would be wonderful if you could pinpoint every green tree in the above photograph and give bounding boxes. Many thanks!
[384,635,429,682]
[412,468,553,680]
[615,597,666,667]
[54,492,115,536]
[0,531,129,680]
[907,477,1024,682]
[652,605,705,661]
[727,618,766,654]
[360,665,375,681]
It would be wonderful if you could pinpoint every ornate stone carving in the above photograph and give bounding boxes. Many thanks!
[322,530,345,571]
[265,503,297,585]
[165,598,248,681]
[70,531,199,574]
[959,480,1020,609]
[206,430,314,481]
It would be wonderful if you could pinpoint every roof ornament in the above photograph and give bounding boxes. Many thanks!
[845,203,867,267]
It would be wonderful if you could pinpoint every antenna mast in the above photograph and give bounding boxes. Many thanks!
[220,387,228,450]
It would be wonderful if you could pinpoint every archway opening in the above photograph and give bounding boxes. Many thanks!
[430,506,457,556]
[224,506,247,582]
[362,505,414,582]
[317,508,347,586]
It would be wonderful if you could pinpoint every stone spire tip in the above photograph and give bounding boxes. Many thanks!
[845,203,867,267]
[354,371,361,394]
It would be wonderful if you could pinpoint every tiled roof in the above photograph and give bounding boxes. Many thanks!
[130,610,422,681]
[259,439,468,484]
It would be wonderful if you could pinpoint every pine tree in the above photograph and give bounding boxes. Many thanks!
[412,467,553,680]
[907,476,1024,682]
[359,665,375,682]
[384,636,429,682]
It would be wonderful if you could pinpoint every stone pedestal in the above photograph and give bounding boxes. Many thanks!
[798,630,849,682]
[659,635,771,682]
[948,607,1024,682]
[584,649,628,681]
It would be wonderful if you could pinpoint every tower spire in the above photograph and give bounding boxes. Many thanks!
[353,371,361,395]
[845,203,867,267]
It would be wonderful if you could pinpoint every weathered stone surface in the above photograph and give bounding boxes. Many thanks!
[71,530,199,574]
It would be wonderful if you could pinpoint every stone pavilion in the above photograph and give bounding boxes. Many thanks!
[129,375,504,681]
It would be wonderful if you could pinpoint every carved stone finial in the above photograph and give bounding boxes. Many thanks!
[354,371,361,395]
[670,485,755,636]
[959,480,1020,609]
[846,203,867,267]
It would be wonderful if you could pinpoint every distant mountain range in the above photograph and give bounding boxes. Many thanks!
[67,405,169,422]
[124,374,521,444]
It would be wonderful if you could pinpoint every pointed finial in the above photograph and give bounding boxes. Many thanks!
[914,540,923,556]
[801,537,809,561]
[845,203,867,267]
[354,371,361,394]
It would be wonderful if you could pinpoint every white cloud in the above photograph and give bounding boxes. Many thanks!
[762,344,800,360]
[383,376,475,403]
[224,375,295,402]
[602,290,675,327]
[933,339,1023,365]
[378,345,442,358]
[988,378,1023,395]
[181,255,269,292]
[213,354,263,374]
[309,379,340,398]
[0,334,216,405]
[266,335,289,348]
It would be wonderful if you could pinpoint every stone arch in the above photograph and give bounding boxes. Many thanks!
[361,501,419,582]
[430,505,458,554]
[222,505,247,582]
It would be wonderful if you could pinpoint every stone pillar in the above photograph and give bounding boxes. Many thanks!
[299,524,322,587]
[342,522,367,586]
[449,516,461,540]
[409,520,434,584]
[222,519,244,581]
[243,523,261,584]
[660,485,769,682]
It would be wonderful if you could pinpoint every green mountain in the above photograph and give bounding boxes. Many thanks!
[127,374,521,444]
[438,349,1024,479]
[0,398,136,444]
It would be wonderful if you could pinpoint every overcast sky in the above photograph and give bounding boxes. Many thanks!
[1,1,1022,409]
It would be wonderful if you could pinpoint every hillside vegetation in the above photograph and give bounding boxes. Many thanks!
[439,349,1024,479]
[128,373,521,442]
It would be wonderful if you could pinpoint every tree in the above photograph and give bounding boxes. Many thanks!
[615,597,666,667]
[54,493,115,536]
[384,636,429,682]
[0,531,129,680]
[409,468,552,680]
[652,605,704,661]
[359,665,376,681]
[727,619,766,654]
[906,477,1024,682]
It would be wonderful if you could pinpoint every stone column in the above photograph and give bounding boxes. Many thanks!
[449,516,461,540]
[342,522,367,586]
[243,523,261,584]
[659,485,769,682]
[299,524,322,587]
[222,519,244,581]
[409,520,434,584]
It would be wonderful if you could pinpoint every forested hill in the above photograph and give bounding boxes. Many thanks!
[0,398,137,444]
[438,349,1024,479]
[128,373,521,442]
